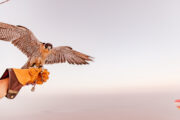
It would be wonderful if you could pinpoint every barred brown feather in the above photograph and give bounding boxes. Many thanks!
[45,46,93,65]
[0,22,41,58]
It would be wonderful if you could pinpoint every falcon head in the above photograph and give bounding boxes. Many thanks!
[42,43,53,51]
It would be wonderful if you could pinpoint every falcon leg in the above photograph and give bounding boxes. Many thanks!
[39,65,44,84]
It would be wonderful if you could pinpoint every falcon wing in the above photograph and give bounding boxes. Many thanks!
[0,22,41,57]
[45,46,93,65]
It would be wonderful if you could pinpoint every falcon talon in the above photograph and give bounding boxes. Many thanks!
[39,66,44,71]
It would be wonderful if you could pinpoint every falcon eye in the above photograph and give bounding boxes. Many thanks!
[45,44,48,48]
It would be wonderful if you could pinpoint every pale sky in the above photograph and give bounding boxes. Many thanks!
[1,0,180,95]
[1,0,180,120]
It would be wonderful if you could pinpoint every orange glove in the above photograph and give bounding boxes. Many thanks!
[13,68,50,85]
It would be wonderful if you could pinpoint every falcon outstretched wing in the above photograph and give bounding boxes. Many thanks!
[45,46,93,65]
[0,22,41,57]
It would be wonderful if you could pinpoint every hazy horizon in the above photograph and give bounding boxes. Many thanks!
[0,92,180,120]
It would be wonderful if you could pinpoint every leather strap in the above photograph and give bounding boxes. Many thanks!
[0,69,23,99]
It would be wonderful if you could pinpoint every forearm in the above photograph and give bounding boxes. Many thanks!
[0,78,9,99]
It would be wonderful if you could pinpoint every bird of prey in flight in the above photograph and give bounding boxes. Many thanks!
[0,22,93,69]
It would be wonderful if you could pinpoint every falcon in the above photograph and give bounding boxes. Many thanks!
[0,22,93,69]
